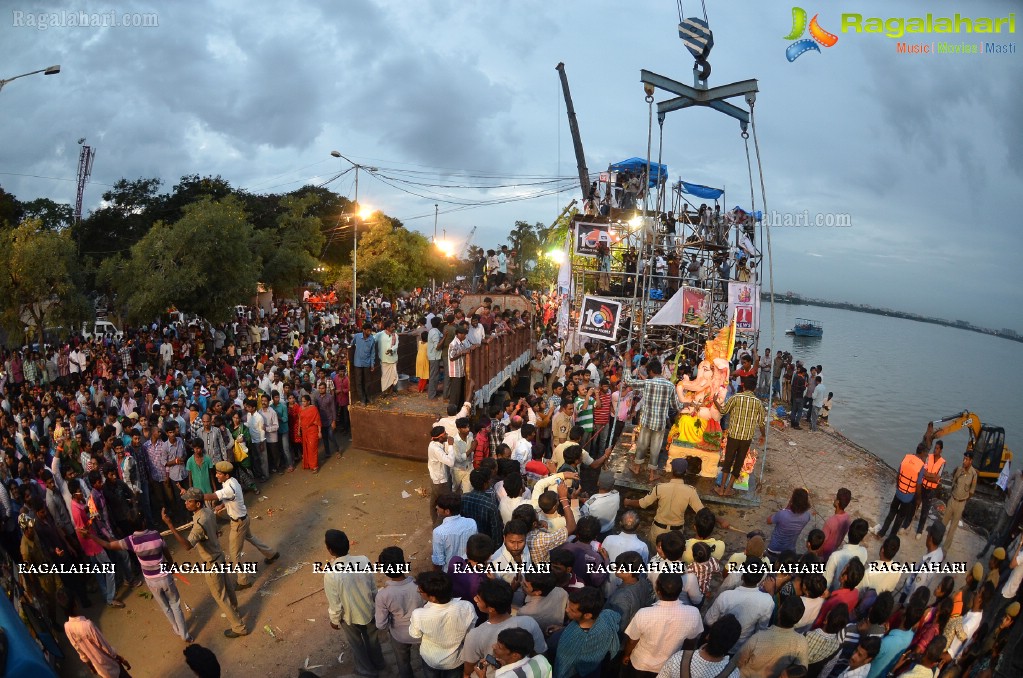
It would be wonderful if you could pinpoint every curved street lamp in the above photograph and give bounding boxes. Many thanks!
[0,64,60,94]
[329,150,378,312]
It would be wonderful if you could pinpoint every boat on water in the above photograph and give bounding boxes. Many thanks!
[792,318,823,337]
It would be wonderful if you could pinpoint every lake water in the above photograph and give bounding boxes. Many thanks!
[760,303,1023,470]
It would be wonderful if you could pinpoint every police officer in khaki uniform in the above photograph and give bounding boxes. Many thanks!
[624,458,731,546]
[194,461,279,589]
[163,488,249,638]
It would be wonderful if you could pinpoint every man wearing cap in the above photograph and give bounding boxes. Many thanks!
[193,461,279,589]
[942,451,977,552]
[623,458,729,546]
[447,324,474,408]
[163,490,248,638]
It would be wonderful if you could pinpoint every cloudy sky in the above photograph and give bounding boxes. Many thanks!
[2,0,1019,329]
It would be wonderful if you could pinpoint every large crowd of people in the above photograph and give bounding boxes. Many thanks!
[0,278,1020,678]
[416,333,1022,677]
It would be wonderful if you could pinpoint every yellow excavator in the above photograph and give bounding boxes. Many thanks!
[926,411,1013,481]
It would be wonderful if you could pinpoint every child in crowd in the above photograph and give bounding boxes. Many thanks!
[686,541,721,598]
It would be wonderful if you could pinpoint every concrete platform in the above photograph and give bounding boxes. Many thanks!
[349,389,446,461]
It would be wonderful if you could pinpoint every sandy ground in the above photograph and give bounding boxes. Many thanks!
[56,424,990,678]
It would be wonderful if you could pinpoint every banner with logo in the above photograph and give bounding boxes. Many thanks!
[574,222,611,257]
[577,296,622,341]
[727,282,760,334]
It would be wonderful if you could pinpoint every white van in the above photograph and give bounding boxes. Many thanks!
[81,320,123,341]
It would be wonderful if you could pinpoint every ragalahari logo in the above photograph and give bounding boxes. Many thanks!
[784,7,839,61]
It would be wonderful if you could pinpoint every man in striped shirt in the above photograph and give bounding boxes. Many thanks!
[623,360,684,483]
[91,517,191,642]
[448,324,474,407]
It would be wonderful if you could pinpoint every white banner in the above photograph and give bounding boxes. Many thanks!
[727,282,760,334]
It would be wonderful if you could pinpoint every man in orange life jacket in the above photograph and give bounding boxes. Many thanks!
[914,441,946,540]
[874,443,927,540]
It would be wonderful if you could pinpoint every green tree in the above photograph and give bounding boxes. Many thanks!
[0,220,90,347]
[253,194,324,295]
[0,186,24,229]
[20,198,74,231]
[76,177,163,264]
[101,197,260,324]
[346,216,447,294]
[157,175,234,225]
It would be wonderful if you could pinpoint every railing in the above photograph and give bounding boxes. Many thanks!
[466,325,532,407]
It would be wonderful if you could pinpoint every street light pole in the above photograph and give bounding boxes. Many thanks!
[432,204,438,297]
[330,150,377,315]
[0,64,60,94]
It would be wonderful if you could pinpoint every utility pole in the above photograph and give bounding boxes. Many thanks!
[330,150,377,314]
[353,165,359,312]
[432,204,438,297]
[555,62,591,199]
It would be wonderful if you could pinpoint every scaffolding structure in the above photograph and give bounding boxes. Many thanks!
[568,195,762,370]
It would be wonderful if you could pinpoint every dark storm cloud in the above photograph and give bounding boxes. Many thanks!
[350,49,514,170]
[0,0,1018,328]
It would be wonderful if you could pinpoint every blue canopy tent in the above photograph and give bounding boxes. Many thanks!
[677,180,724,200]
[0,595,59,677]
[609,158,668,188]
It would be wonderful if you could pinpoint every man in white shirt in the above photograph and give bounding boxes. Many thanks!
[489,521,532,586]
[467,315,486,346]
[409,571,477,675]
[159,340,174,370]
[244,399,269,482]
[434,402,471,440]
[623,572,703,674]
[704,570,774,654]
[602,511,650,564]
[900,522,945,603]
[323,529,386,676]
[427,427,455,527]
[460,581,547,677]
[69,347,87,381]
[858,535,903,595]
[432,494,478,570]
[825,519,870,592]
[258,395,282,475]
[197,462,279,589]
[580,473,620,535]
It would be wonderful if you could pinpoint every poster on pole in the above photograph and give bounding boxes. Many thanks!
[577,296,622,341]
[574,222,612,257]
[727,282,760,334]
